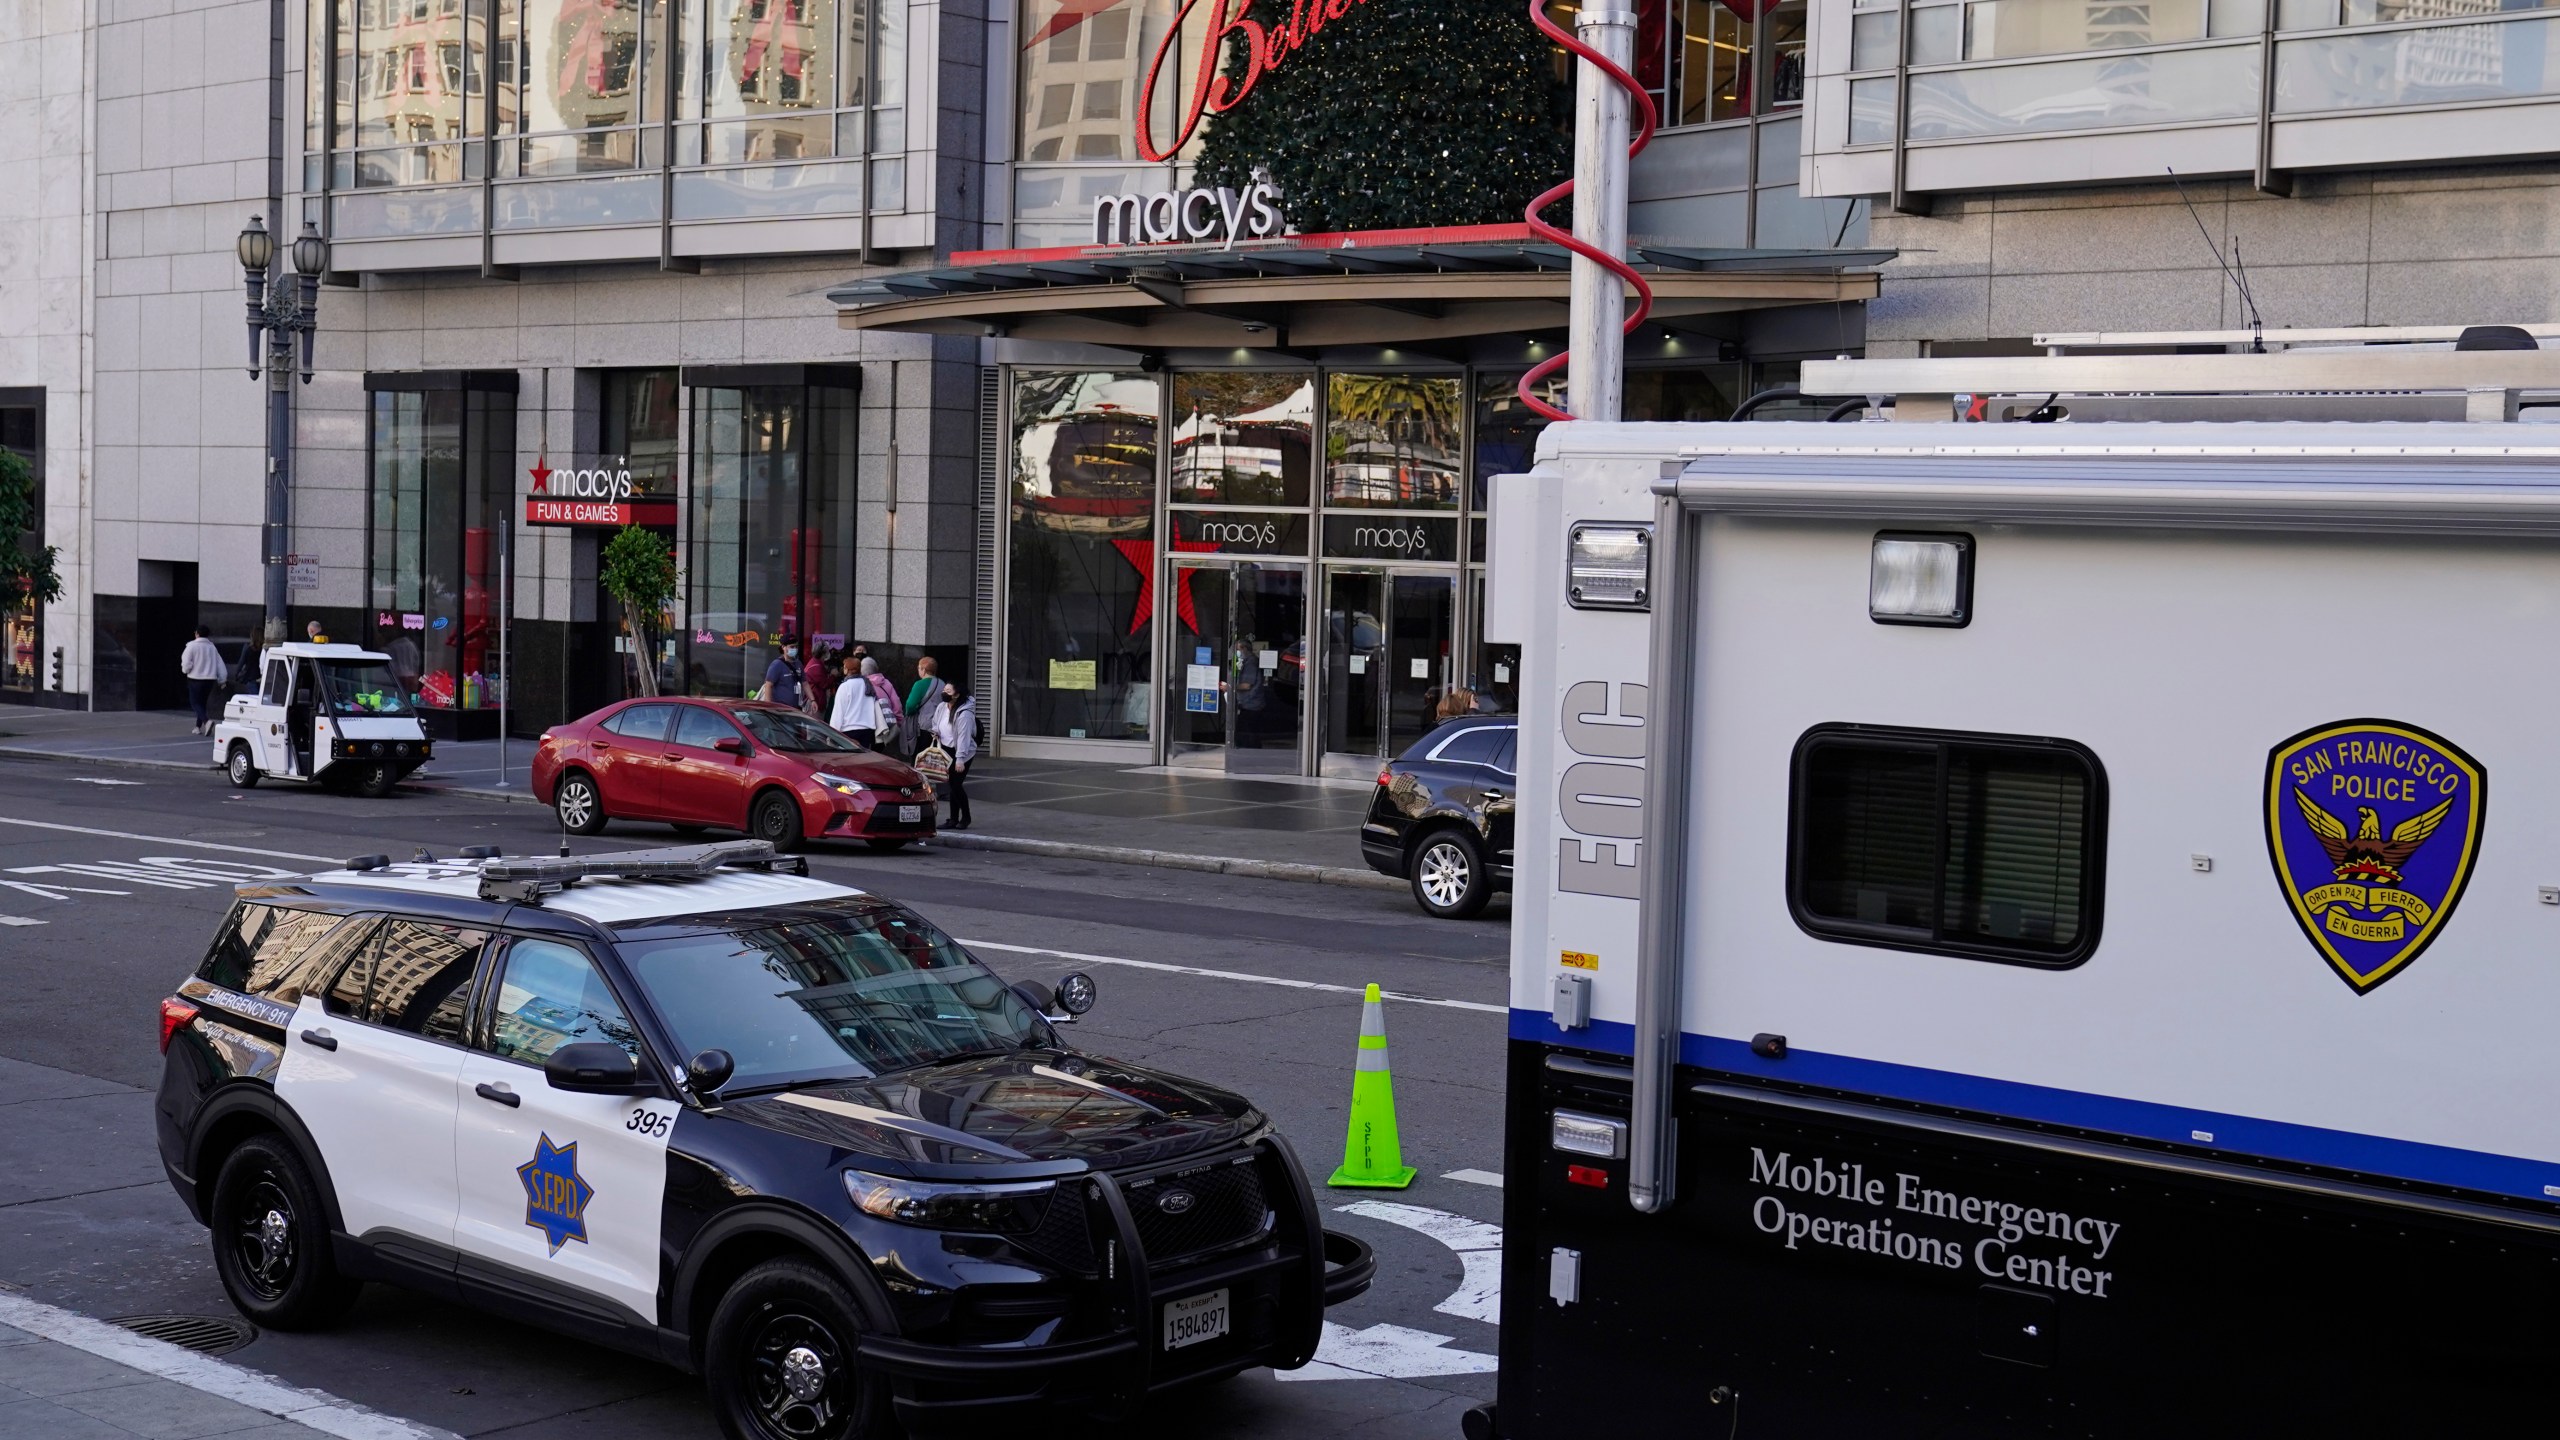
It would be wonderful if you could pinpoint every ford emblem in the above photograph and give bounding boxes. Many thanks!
[1157,1188,1197,1216]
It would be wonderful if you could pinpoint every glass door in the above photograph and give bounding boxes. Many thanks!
[1386,573,1455,756]
[1322,571,1385,764]
[1167,561,1307,772]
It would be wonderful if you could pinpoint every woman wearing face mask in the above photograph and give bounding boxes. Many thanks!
[938,682,977,829]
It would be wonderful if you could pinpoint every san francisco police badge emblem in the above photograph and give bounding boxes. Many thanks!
[2265,719,2485,994]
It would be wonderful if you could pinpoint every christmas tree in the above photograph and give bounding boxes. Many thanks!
[1194,0,1569,234]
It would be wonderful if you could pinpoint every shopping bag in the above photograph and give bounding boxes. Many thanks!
[912,744,952,782]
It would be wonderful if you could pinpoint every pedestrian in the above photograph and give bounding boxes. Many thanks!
[940,682,977,829]
[830,652,878,737]
[179,626,226,735]
[1434,686,1478,723]
[861,657,908,755]
[903,655,940,718]
[757,640,804,708]
[802,644,834,717]
[305,619,330,644]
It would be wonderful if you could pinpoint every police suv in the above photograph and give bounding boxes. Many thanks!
[154,841,1373,1439]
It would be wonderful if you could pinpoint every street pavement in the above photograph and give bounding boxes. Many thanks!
[0,747,1510,1439]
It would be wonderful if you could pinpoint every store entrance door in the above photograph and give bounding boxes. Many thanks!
[1167,561,1307,773]
[1321,570,1456,776]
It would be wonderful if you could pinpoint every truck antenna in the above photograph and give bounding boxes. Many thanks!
[2167,167,2264,353]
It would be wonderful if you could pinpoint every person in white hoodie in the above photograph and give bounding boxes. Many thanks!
[829,652,879,738]
[179,627,227,735]
[939,682,977,829]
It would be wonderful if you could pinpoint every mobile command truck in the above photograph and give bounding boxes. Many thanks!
[1473,347,2560,1437]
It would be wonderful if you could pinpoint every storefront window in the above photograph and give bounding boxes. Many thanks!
[602,369,682,694]
[1170,374,1314,507]
[1006,371,1157,740]
[366,375,517,727]
[0,395,40,693]
[1324,374,1462,512]
[684,379,856,699]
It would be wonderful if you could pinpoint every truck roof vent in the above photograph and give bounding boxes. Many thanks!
[2454,325,2538,351]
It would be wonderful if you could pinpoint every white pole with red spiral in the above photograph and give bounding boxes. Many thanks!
[1522,0,1659,424]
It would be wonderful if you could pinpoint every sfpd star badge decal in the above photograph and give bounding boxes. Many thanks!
[517,1133,594,1254]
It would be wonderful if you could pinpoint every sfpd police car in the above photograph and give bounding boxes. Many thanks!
[154,841,1373,1439]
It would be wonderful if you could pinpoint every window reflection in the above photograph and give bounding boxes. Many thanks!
[353,0,481,166]
[1170,375,1315,508]
[502,0,656,174]
[1017,0,1184,163]
[1006,372,1157,741]
[1324,375,1462,512]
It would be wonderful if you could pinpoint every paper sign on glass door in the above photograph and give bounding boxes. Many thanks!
[1348,655,1367,675]
[1410,658,1429,679]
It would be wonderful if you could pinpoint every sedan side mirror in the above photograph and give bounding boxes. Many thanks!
[543,1041,650,1095]
[686,1047,735,1098]
[714,736,748,757]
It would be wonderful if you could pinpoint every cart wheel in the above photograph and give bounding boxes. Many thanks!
[226,742,260,789]
[353,762,397,799]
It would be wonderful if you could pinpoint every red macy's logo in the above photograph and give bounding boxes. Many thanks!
[528,461,554,492]
[1133,0,1374,163]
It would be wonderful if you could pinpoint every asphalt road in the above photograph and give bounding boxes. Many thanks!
[0,751,1511,1440]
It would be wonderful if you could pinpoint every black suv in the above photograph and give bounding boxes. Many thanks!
[154,841,1373,1440]
[1359,715,1518,918]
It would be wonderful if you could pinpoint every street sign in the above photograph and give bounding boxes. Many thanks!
[285,554,320,591]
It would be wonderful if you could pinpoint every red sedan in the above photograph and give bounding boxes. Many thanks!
[531,698,937,852]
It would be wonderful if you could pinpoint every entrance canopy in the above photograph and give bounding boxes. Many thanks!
[829,224,1886,352]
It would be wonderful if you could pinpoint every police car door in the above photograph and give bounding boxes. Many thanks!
[274,918,482,1255]
[451,937,678,1326]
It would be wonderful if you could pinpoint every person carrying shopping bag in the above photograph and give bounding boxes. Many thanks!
[860,657,909,755]
[830,652,878,737]
[909,681,953,807]
[940,683,977,829]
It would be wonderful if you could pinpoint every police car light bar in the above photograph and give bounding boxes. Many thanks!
[478,839,808,903]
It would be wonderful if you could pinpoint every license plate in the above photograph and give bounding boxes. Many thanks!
[1163,1289,1229,1351]
[898,805,922,823]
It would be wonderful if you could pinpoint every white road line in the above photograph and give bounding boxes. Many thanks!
[0,1290,458,1440]
[1442,1168,1504,1188]
[960,940,1506,1015]
[0,915,42,927]
[0,817,335,864]
[1335,1200,1504,1324]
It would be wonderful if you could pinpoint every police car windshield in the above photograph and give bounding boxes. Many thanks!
[617,898,1045,1090]
[736,708,865,753]
[318,660,412,716]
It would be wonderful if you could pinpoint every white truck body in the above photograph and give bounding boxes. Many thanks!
[1483,411,2560,1435]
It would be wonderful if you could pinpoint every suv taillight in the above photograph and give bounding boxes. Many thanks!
[158,997,199,1054]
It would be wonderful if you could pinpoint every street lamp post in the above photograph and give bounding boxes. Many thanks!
[237,215,326,647]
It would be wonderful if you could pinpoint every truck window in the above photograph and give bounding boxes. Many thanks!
[261,660,289,705]
[1788,726,2104,967]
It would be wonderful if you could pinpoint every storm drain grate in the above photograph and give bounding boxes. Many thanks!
[108,1314,258,1356]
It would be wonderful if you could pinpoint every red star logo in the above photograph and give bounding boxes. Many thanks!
[528,461,553,493]
[1112,538,1219,636]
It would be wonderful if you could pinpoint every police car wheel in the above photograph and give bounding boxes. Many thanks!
[750,792,805,854]
[556,772,607,835]
[1411,827,1491,919]
[705,1258,885,1440]
[226,743,260,789]
[354,762,397,799]
[208,1135,359,1329]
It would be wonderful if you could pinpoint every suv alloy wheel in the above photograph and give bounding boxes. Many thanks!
[208,1136,360,1329]
[1411,827,1492,919]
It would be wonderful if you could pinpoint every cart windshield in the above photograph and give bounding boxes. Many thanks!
[318,660,414,716]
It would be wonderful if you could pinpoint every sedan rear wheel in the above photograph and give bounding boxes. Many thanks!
[555,772,607,835]
[1411,827,1492,919]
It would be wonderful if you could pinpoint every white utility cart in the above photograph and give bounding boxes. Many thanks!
[213,642,433,798]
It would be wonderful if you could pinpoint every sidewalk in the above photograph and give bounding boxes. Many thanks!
[0,706,1398,889]
[0,1291,453,1439]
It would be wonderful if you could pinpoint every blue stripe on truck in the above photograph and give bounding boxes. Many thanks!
[1511,1008,2560,1208]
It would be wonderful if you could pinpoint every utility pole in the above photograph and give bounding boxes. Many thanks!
[1566,6,1637,423]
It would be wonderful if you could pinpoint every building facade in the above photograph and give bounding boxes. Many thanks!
[6,0,1884,765]
[1799,0,2560,351]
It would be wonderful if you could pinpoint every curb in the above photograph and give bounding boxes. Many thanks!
[924,830,1405,891]
[0,744,1401,892]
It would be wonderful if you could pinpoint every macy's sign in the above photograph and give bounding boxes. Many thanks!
[1094,181,1286,248]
